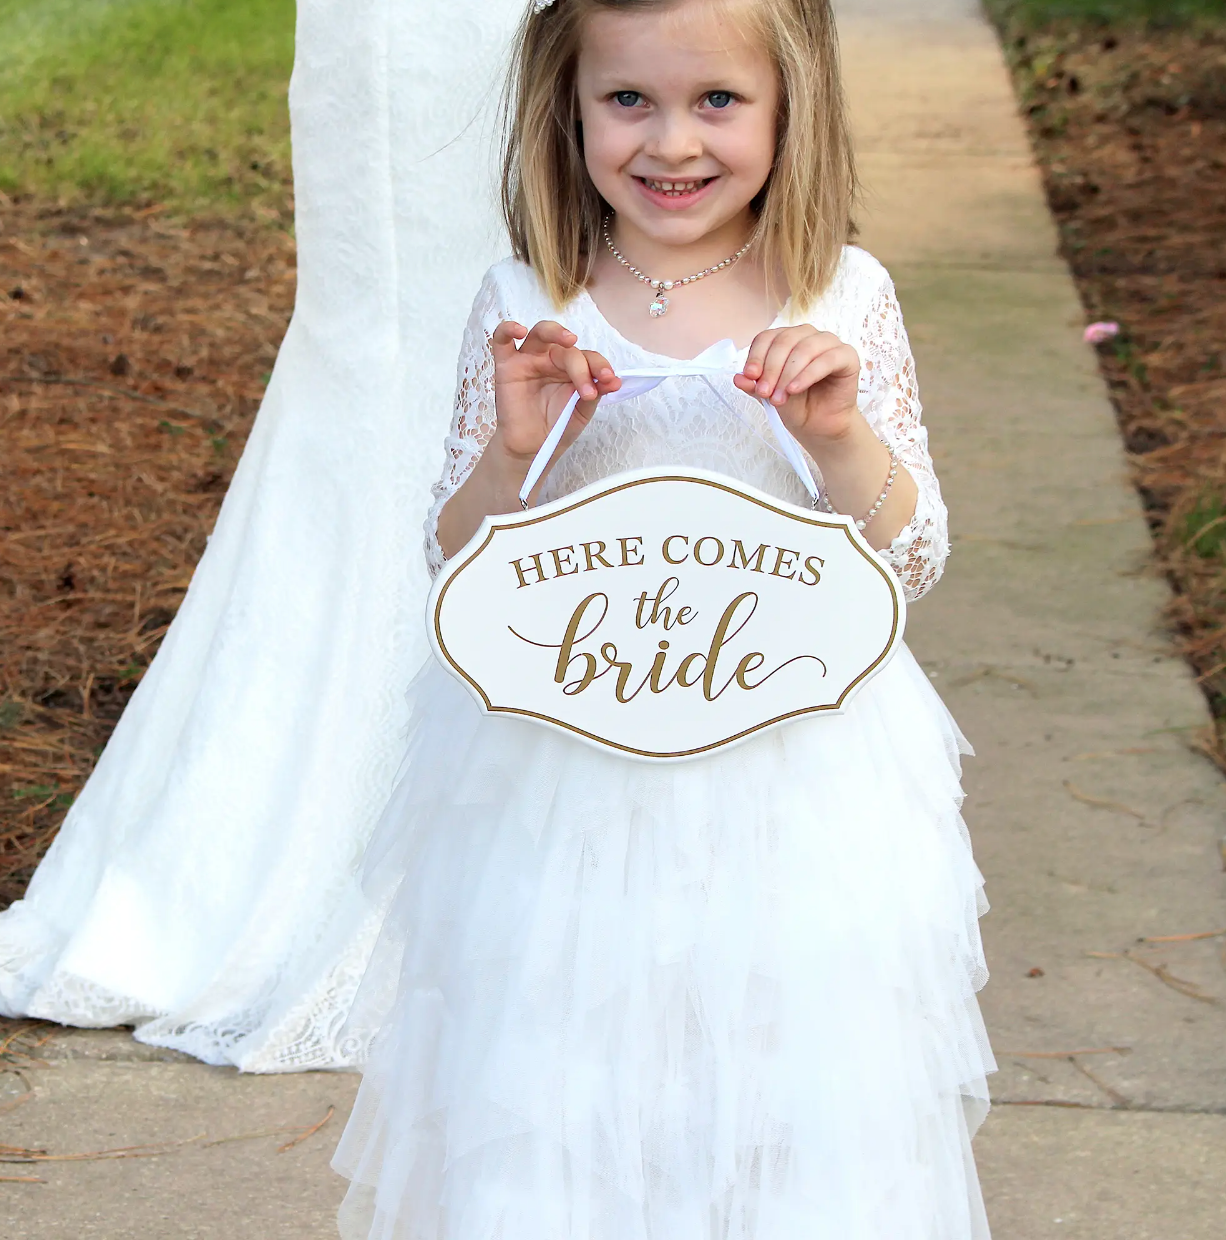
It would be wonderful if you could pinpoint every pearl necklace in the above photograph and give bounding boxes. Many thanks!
[602,224,754,318]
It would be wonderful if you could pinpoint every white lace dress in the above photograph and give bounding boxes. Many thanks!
[332,247,995,1240]
[0,0,519,1071]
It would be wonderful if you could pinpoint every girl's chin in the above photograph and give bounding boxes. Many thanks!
[608,205,751,253]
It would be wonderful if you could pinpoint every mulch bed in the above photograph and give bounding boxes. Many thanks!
[0,200,294,907]
[1007,25,1226,752]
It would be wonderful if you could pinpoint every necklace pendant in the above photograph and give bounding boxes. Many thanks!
[648,293,670,318]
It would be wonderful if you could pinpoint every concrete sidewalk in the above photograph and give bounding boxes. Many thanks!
[0,1029,354,1238]
[837,0,1226,1235]
[4,3,1224,1238]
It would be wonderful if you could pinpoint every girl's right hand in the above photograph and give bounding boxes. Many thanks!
[490,320,621,470]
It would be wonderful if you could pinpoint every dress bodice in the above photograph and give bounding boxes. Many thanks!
[424,247,949,602]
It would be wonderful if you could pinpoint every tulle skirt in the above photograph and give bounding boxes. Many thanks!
[332,643,994,1240]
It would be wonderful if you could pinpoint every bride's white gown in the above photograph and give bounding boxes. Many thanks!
[0,0,523,1072]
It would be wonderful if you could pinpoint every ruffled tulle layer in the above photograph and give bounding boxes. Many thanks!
[331,645,994,1240]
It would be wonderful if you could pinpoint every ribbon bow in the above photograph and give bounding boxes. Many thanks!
[517,338,820,508]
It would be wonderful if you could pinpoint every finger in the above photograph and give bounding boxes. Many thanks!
[581,352,621,399]
[490,320,529,363]
[780,356,841,400]
[825,342,863,381]
[569,352,620,427]
[581,350,618,383]
[787,342,860,393]
[521,320,578,354]
[549,344,600,402]
[732,372,760,397]
[755,329,812,398]
[741,328,783,382]
[771,342,829,404]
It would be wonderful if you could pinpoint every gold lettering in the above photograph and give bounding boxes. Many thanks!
[703,593,759,701]
[552,594,608,693]
[637,577,696,631]
[728,541,768,573]
[549,545,579,578]
[619,536,645,567]
[734,652,767,689]
[694,536,725,567]
[511,553,548,589]
[798,555,825,587]
[769,547,799,580]
[634,591,652,629]
[512,579,827,710]
[662,535,689,565]
[675,651,707,689]
[583,540,614,571]
[601,642,652,703]
[648,641,673,694]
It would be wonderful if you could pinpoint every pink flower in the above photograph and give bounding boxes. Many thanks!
[1084,321,1121,345]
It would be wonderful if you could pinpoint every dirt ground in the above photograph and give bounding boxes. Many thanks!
[0,202,295,906]
[1005,25,1226,746]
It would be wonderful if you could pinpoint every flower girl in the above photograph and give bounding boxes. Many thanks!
[333,0,995,1235]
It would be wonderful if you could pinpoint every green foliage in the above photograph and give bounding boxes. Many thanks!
[11,784,74,810]
[985,0,1226,29]
[0,0,295,214]
[1184,494,1226,560]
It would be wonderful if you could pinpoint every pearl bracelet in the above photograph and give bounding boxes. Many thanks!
[819,443,900,532]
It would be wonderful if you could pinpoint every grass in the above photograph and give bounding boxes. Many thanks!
[1183,495,1226,562]
[985,0,1226,30]
[0,0,295,215]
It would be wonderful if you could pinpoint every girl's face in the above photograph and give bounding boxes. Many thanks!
[576,0,779,251]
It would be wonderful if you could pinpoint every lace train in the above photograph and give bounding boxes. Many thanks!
[0,0,520,1071]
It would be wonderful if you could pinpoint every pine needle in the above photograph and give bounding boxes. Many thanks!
[277,1106,335,1153]
[1063,780,1147,820]
[999,1047,1131,1058]
[0,1135,207,1164]
[1086,951,1220,1004]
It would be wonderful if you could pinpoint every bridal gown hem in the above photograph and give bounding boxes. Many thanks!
[0,0,524,1073]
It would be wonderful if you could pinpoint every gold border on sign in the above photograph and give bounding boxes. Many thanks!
[432,472,903,760]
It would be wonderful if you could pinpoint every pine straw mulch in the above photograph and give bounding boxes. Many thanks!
[1007,25,1226,753]
[0,199,295,908]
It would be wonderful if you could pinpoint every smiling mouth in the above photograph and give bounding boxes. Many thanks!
[636,177,716,197]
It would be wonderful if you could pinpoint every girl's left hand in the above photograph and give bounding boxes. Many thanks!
[733,325,862,444]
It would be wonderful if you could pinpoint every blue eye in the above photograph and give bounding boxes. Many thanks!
[613,91,642,108]
[706,91,735,109]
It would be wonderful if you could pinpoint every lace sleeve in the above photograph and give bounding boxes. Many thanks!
[857,278,949,602]
[423,273,502,577]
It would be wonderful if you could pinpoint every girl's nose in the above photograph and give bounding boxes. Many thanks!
[645,111,704,166]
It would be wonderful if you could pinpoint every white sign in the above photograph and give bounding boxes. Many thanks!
[428,468,905,762]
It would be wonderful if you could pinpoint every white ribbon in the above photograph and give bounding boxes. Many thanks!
[516,338,820,508]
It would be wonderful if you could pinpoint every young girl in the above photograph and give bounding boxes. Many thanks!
[333,0,994,1235]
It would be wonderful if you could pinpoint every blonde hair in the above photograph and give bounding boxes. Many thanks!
[501,0,857,310]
